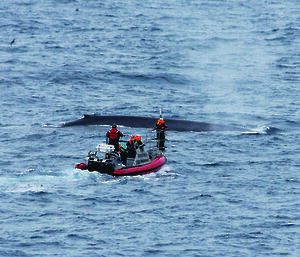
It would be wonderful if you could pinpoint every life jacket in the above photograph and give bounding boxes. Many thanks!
[128,135,142,147]
[107,128,122,140]
[156,119,167,130]
[129,135,136,144]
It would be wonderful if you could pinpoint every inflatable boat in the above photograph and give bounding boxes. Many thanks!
[75,140,166,177]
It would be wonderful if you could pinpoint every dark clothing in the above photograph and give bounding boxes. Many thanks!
[126,141,136,158]
[119,149,128,165]
[118,144,128,164]
[156,130,166,149]
[106,128,123,151]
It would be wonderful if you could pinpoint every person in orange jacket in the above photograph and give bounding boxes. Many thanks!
[106,123,123,151]
[156,118,167,150]
[126,135,144,158]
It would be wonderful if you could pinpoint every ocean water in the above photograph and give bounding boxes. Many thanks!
[0,0,299,256]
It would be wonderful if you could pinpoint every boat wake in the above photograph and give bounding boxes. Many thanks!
[241,126,282,135]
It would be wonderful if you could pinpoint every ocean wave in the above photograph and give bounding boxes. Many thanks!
[1,0,299,256]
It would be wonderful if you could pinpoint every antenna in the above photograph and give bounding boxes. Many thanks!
[160,108,163,120]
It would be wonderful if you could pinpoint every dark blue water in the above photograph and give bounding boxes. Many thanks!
[1,0,299,256]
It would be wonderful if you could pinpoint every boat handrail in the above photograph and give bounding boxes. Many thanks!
[133,148,150,166]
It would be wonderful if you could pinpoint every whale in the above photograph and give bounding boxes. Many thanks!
[62,114,249,132]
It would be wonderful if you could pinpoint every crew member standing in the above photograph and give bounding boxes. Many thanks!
[156,118,167,150]
[106,123,123,151]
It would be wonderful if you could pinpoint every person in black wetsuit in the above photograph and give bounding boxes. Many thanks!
[155,118,167,150]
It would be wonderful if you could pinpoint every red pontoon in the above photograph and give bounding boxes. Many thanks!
[112,155,166,176]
